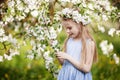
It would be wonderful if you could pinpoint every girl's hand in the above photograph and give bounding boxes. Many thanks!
[55,52,70,60]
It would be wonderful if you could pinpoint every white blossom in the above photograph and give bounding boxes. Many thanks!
[98,25,105,33]
[102,14,108,21]
[60,0,81,4]
[108,43,114,52]
[24,0,39,10]
[100,40,108,55]
[71,0,81,4]
[8,34,17,46]
[2,36,8,42]
[108,28,116,37]
[116,30,120,36]
[10,49,20,56]
[24,8,30,13]
[43,51,54,69]
[62,8,72,16]
[72,11,82,23]
[113,54,119,64]
[88,3,94,10]
[36,49,41,57]
[23,41,27,46]
[43,51,50,58]
[31,10,39,17]
[5,15,14,22]
[82,2,87,7]
[61,8,91,25]
[51,40,58,47]
[105,5,111,12]
[16,0,21,5]
[45,0,49,2]
[8,0,15,8]
[27,54,34,60]
[30,40,35,46]
[49,27,57,39]
[0,38,3,42]
[54,14,61,21]
[0,28,5,36]
[100,40,114,55]
[60,0,70,2]
[14,25,20,32]
[17,4,24,11]
[15,15,26,21]
[0,21,3,26]
[4,54,12,61]
[0,56,3,62]
[94,4,101,10]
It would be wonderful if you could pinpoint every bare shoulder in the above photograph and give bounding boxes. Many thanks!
[86,40,95,55]
[87,39,95,47]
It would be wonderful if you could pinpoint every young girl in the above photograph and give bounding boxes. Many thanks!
[56,8,98,80]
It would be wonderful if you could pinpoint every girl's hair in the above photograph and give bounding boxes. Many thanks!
[62,18,98,64]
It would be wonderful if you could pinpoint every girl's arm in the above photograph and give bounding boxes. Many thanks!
[56,40,95,73]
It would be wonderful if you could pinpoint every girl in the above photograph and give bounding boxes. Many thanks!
[56,8,98,80]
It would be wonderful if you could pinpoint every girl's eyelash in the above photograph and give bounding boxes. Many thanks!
[67,27,71,29]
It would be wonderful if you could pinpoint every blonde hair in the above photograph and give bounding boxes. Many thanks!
[62,19,98,64]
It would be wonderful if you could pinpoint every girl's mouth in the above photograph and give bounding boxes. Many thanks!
[69,33,73,36]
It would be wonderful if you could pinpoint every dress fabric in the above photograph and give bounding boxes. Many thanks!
[57,38,92,80]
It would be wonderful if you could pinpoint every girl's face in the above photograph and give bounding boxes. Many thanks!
[62,20,82,39]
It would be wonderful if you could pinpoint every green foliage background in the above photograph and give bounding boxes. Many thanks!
[0,0,120,80]
[1,29,120,80]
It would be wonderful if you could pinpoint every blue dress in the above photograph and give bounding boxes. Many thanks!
[57,38,92,80]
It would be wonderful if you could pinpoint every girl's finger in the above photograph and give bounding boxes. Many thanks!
[58,56,63,59]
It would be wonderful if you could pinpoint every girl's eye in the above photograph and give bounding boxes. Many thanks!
[67,27,71,29]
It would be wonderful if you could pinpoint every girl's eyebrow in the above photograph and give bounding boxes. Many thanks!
[66,26,71,29]
[66,26,71,28]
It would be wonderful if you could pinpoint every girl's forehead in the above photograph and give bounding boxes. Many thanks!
[63,22,70,26]
[62,21,75,26]
[63,23,73,28]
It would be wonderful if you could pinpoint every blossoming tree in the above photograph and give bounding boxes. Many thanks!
[0,0,120,79]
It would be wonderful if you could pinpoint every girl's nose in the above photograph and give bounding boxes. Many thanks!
[66,29,70,34]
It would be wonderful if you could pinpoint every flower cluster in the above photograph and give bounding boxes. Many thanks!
[99,40,120,65]
[0,26,20,62]
[99,40,114,56]
[60,8,91,25]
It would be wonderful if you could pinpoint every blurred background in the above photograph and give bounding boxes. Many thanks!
[0,0,120,80]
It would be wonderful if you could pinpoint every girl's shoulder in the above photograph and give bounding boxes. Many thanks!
[86,38,95,46]
[86,38,93,42]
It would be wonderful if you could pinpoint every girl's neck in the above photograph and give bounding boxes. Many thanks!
[73,33,82,41]
[72,37,81,41]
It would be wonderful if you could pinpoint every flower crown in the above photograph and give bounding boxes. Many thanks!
[61,8,91,25]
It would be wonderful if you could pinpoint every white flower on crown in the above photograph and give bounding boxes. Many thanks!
[61,8,91,25]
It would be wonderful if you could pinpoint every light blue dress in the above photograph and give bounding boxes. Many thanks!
[57,38,92,80]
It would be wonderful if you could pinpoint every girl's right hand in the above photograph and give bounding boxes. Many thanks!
[55,52,70,60]
[55,52,65,65]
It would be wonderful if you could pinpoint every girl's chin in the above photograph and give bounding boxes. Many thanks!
[70,35,76,38]
[70,35,80,39]
[69,34,78,38]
